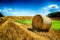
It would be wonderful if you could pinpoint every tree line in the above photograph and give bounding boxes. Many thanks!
[47,12,60,18]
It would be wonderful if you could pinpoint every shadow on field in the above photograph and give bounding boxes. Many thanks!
[28,28,49,32]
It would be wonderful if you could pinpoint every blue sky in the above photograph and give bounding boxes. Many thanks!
[0,0,60,16]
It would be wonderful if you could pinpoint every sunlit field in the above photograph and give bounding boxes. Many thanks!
[16,20,60,31]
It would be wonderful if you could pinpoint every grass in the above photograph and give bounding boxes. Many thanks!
[16,19,60,31]
[16,20,32,24]
[52,20,60,31]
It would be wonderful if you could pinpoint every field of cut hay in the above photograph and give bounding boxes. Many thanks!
[15,19,60,40]
[0,16,60,40]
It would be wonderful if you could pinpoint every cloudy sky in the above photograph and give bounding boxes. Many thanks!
[0,0,60,16]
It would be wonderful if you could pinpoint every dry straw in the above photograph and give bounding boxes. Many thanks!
[32,14,52,31]
[0,21,48,40]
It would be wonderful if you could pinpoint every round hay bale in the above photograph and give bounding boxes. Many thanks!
[32,14,52,31]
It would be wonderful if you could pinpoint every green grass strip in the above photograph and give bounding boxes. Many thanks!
[52,20,60,31]
[16,20,32,24]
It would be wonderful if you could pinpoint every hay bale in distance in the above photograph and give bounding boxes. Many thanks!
[32,14,52,31]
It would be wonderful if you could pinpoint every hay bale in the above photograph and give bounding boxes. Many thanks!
[32,14,52,31]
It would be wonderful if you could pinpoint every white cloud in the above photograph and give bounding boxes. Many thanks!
[39,4,60,16]
[8,8,13,10]
[39,4,60,15]
[8,10,35,16]
[18,10,35,16]
[43,8,47,9]
[2,9,9,13]
[0,7,36,16]
[38,9,50,15]
[0,10,1,12]
[1,8,13,13]
[43,4,59,10]
[58,10,60,11]
[48,4,59,9]
[4,8,7,9]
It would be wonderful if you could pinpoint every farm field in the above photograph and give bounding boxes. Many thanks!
[0,16,60,40]
[16,19,60,31]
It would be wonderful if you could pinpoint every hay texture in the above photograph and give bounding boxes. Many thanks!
[32,15,52,31]
[0,21,48,40]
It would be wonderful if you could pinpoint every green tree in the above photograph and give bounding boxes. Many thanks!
[0,12,4,17]
[47,12,60,18]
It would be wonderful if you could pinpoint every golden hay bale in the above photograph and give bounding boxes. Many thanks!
[32,14,52,31]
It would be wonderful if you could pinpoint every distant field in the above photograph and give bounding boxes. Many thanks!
[16,20,60,31]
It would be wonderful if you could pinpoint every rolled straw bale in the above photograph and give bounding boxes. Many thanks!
[32,14,52,31]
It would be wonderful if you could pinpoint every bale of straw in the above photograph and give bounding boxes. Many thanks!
[32,14,52,31]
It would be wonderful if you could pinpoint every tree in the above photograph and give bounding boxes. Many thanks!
[47,12,60,18]
[0,13,4,17]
